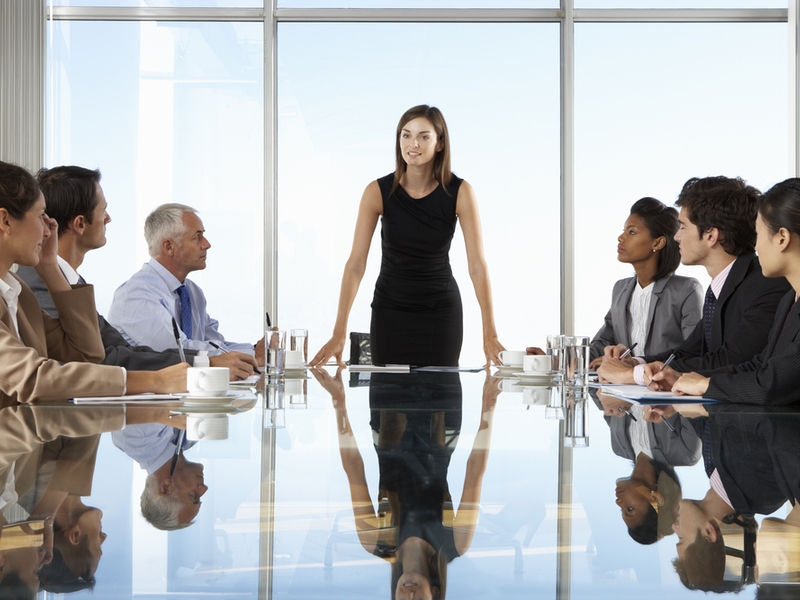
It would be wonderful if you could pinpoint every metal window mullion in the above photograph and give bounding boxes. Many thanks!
[791,0,800,177]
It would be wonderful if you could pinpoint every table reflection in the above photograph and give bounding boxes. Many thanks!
[2,373,800,598]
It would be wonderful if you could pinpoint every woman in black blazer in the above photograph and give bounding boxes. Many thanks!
[589,198,703,365]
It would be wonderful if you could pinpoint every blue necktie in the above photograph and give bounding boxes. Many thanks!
[703,286,717,349]
[177,285,193,340]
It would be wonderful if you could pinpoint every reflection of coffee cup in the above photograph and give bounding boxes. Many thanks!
[523,386,551,405]
[523,354,552,374]
[186,414,229,441]
[497,378,523,393]
[498,350,524,368]
[186,367,230,397]
[285,350,304,369]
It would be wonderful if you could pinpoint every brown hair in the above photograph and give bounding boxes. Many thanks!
[391,105,452,197]
[0,161,40,220]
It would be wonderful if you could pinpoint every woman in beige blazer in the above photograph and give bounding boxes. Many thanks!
[0,161,186,404]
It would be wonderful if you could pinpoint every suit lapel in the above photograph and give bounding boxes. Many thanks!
[612,278,636,348]
[646,277,668,342]
[711,254,752,349]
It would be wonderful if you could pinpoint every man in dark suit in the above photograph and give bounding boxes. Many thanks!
[598,176,791,385]
[16,166,257,378]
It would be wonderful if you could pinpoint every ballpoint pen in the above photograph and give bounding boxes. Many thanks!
[619,342,638,360]
[171,318,187,364]
[648,352,676,390]
[621,407,637,422]
[209,341,228,354]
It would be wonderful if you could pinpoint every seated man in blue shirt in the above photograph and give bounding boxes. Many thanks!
[108,203,265,365]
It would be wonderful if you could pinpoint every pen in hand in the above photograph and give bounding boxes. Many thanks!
[619,342,638,360]
[171,318,187,364]
[209,340,261,375]
[648,352,676,390]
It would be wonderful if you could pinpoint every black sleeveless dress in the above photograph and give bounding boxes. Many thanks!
[370,173,464,366]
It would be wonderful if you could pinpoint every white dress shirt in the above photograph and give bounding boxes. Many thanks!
[112,424,181,475]
[107,258,255,355]
[0,273,22,339]
[627,281,654,358]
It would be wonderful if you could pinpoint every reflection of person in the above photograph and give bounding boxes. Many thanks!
[598,176,791,387]
[310,105,504,368]
[16,166,257,380]
[613,453,682,545]
[0,519,54,599]
[588,197,702,366]
[667,178,800,404]
[37,496,106,592]
[670,405,798,590]
[108,203,265,364]
[312,368,497,599]
[0,161,187,405]
[112,424,207,530]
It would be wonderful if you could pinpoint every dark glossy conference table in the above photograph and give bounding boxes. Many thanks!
[10,368,800,599]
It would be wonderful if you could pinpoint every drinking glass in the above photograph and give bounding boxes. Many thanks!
[290,329,308,364]
[564,335,590,395]
[266,329,286,375]
[546,334,564,376]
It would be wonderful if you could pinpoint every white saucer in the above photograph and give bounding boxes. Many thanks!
[171,404,238,415]
[512,372,555,383]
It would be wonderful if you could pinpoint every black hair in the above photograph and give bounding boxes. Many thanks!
[629,196,681,281]
[36,166,101,237]
[675,176,761,256]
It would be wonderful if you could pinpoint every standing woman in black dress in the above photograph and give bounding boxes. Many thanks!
[310,105,505,367]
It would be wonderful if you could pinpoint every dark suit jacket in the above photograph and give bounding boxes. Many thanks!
[699,407,800,515]
[590,274,703,360]
[644,254,791,372]
[705,289,800,405]
[16,265,194,371]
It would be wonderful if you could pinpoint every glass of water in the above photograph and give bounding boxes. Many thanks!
[290,329,308,364]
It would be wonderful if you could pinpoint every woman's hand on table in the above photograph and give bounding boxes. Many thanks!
[483,335,505,367]
[309,335,347,368]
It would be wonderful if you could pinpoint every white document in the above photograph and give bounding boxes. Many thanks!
[600,385,715,404]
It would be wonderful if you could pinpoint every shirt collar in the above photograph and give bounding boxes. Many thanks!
[0,272,21,302]
[710,259,736,300]
[148,258,184,293]
[56,255,81,285]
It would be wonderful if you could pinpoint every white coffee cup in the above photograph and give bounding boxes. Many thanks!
[523,386,552,405]
[523,354,552,374]
[186,367,230,397]
[285,349,304,369]
[186,414,229,441]
[498,350,524,368]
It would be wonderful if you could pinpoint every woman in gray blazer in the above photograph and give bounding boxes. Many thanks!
[589,197,703,364]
